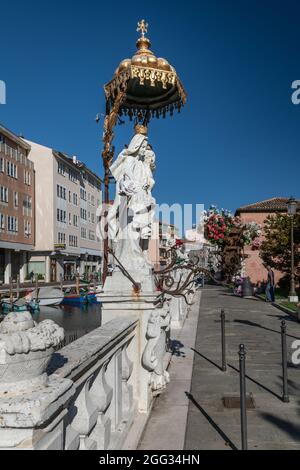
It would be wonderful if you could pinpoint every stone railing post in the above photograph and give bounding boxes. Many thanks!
[90,361,113,450]
[105,348,123,434]
[70,377,99,450]
[121,340,134,418]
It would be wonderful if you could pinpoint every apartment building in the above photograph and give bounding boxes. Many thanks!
[26,140,102,282]
[0,125,35,284]
[149,221,180,270]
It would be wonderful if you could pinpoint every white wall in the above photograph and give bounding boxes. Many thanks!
[26,140,54,252]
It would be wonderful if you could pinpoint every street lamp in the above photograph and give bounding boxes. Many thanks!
[287,196,298,303]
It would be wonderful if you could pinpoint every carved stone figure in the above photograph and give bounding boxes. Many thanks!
[102,125,156,276]
[142,301,171,392]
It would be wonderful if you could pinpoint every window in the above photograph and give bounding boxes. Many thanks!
[69,235,78,247]
[0,213,5,231]
[89,230,95,241]
[14,192,18,208]
[91,213,95,224]
[69,169,77,183]
[73,193,78,206]
[58,162,65,176]
[80,208,87,220]
[24,220,31,236]
[73,214,78,227]
[24,170,31,185]
[23,196,32,216]
[7,216,18,233]
[56,209,66,223]
[57,185,66,200]
[80,188,87,201]
[0,186,8,203]
[0,157,4,173]
[58,232,66,244]
[81,227,87,239]
[7,161,17,179]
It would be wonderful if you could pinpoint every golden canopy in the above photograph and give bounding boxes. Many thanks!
[104,20,187,121]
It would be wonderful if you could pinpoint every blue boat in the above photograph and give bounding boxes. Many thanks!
[0,298,40,313]
[86,292,98,304]
[62,293,88,306]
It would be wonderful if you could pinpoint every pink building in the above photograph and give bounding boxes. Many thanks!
[235,197,300,284]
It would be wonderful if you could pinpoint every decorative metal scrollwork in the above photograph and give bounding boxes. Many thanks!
[153,245,221,305]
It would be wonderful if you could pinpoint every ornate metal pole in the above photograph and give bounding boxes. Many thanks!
[287,197,298,302]
[101,92,125,285]
[239,344,248,450]
[221,309,227,372]
[281,320,290,403]
[290,213,296,299]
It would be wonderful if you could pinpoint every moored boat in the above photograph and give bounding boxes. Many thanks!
[24,287,64,307]
[86,292,99,303]
[62,293,88,306]
[0,297,40,313]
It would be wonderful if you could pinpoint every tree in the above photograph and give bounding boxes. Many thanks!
[260,213,300,281]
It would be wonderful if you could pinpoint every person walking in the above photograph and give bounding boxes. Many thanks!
[265,266,275,302]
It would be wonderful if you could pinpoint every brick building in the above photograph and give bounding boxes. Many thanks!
[235,197,300,284]
[0,125,35,283]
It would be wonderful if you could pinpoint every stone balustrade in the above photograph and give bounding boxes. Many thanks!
[0,287,194,450]
[48,317,138,451]
[0,315,140,450]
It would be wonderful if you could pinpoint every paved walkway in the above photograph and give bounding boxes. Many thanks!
[138,291,201,450]
[185,287,300,450]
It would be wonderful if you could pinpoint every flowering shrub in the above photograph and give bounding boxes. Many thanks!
[204,206,235,246]
[243,221,261,246]
[204,205,261,280]
[204,206,260,247]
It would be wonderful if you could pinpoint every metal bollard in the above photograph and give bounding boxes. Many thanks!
[239,344,248,450]
[221,309,227,372]
[281,320,290,403]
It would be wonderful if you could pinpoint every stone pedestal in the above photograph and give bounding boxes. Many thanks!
[103,266,155,294]
[0,376,74,449]
[0,311,75,450]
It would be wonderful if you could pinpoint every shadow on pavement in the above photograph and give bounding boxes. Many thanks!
[185,392,238,450]
[259,411,300,442]
[169,339,186,358]
[191,348,283,400]
[233,319,300,340]
[192,349,223,372]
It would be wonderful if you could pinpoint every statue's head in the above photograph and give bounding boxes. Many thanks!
[134,123,148,136]
[127,133,148,157]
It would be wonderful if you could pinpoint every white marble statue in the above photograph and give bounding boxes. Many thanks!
[104,127,156,275]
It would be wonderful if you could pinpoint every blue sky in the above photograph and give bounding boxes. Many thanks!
[1,0,299,214]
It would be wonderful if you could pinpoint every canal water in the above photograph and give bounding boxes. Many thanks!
[0,303,102,347]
